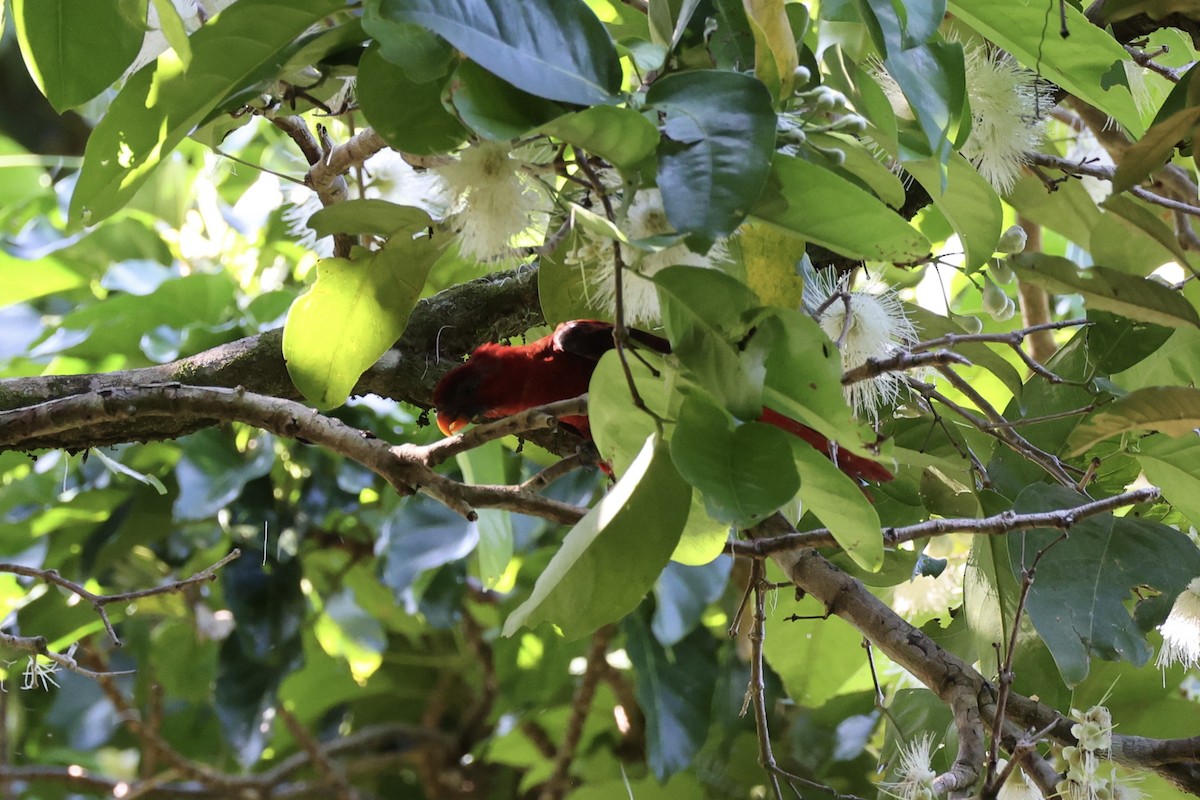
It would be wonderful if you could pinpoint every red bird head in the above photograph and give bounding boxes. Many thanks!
[432,344,510,436]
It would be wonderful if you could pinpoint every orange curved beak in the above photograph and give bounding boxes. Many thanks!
[436,410,470,437]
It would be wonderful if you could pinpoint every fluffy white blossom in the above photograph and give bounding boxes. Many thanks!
[885,733,938,800]
[577,188,728,325]
[958,46,1053,194]
[432,141,548,263]
[875,44,1052,194]
[803,270,917,423]
[1156,576,1200,671]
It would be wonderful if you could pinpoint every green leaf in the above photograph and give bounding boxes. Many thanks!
[502,435,690,639]
[456,440,513,588]
[764,588,869,705]
[1010,254,1200,330]
[0,250,86,307]
[670,393,800,527]
[751,155,931,262]
[792,441,884,571]
[1086,311,1173,375]
[654,266,766,420]
[70,0,347,226]
[651,559,731,646]
[1095,194,1197,275]
[902,151,1002,271]
[174,430,276,521]
[538,106,659,171]
[1005,172,1102,251]
[362,0,455,82]
[1010,485,1200,685]
[1137,434,1200,529]
[284,225,447,409]
[885,39,967,163]
[150,0,193,68]
[1112,106,1200,195]
[625,615,718,780]
[1068,386,1200,456]
[448,60,567,140]
[375,0,621,105]
[307,200,435,239]
[646,70,777,245]
[947,0,1143,135]
[357,46,467,154]
[379,496,479,596]
[13,0,147,112]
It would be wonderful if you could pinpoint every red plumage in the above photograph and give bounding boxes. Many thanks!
[433,320,893,483]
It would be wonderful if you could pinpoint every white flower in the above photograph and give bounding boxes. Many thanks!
[958,45,1054,194]
[874,45,1051,194]
[1071,705,1113,753]
[885,733,938,800]
[282,188,333,257]
[362,149,450,219]
[432,141,548,263]
[580,188,728,325]
[803,270,917,423]
[1156,576,1200,671]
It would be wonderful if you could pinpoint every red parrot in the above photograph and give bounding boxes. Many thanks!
[433,320,893,483]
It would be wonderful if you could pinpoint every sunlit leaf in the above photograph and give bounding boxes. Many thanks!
[1068,386,1200,456]
[502,435,690,639]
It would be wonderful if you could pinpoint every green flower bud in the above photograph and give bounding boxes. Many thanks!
[996,224,1027,254]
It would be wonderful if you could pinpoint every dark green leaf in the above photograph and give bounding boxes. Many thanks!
[448,60,567,140]
[378,495,479,597]
[502,436,690,639]
[752,155,931,261]
[1068,386,1200,455]
[357,46,468,155]
[647,70,777,246]
[1010,485,1200,685]
[13,0,147,112]
[374,0,621,105]
[216,556,305,765]
[1086,311,1173,375]
[670,393,800,526]
[362,0,455,81]
[651,559,732,646]
[625,614,718,780]
[174,430,276,521]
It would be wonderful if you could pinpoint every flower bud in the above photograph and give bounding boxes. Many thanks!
[990,259,1015,284]
[792,66,812,85]
[997,224,1027,254]
[982,275,1015,321]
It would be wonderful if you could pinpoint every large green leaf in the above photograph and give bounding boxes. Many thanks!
[13,0,147,112]
[1011,254,1200,330]
[502,435,690,639]
[70,0,347,225]
[792,441,884,571]
[1112,106,1200,195]
[646,70,777,247]
[284,223,447,409]
[448,60,567,140]
[764,586,870,706]
[948,0,1144,135]
[374,0,621,105]
[538,106,659,171]
[751,156,931,262]
[1068,386,1200,456]
[357,46,467,154]
[655,266,766,420]
[670,393,800,527]
[0,250,86,307]
[625,615,718,780]
[902,152,1002,271]
[743,0,798,102]
[362,0,455,81]
[1010,485,1200,685]
[1137,434,1200,529]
